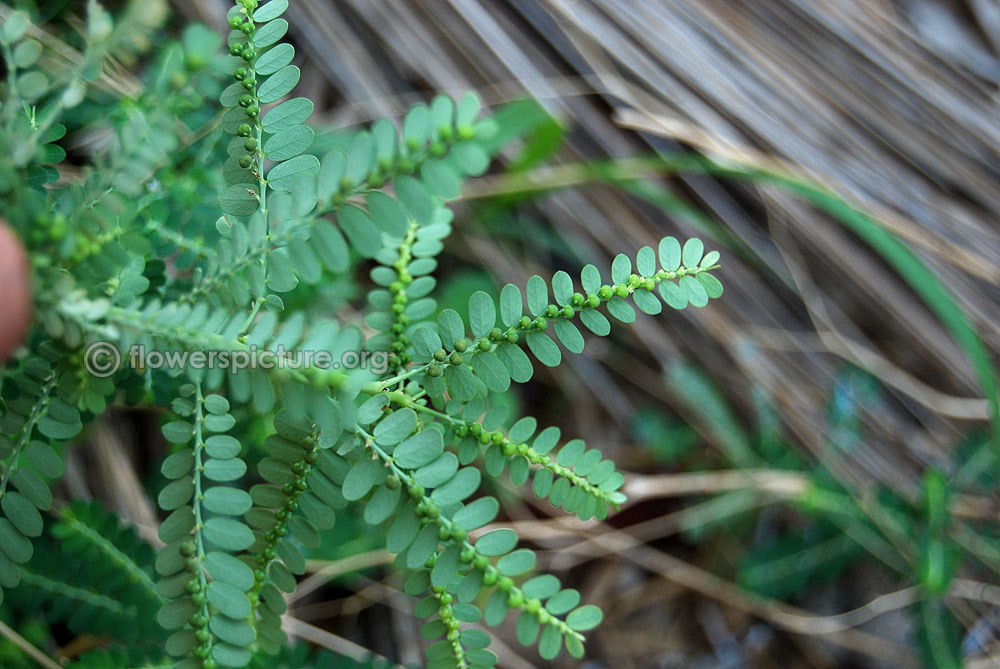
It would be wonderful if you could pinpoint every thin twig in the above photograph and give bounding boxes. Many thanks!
[283,615,401,667]
[0,618,62,669]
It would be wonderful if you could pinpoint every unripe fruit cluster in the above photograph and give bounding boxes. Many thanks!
[228,10,259,170]
[178,538,214,665]
[259,437,321,574]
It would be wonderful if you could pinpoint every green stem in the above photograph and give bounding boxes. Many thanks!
[355,425,586,645]
[58,506,160,601]
[0,375,55,501]
[191,381,214,657]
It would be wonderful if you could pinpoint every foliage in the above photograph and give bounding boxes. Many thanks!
[0,1,724,667]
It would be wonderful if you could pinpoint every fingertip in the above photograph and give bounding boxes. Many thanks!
[0,223,31,362]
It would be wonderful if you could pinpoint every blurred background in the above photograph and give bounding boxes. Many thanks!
[8,0,1000,667]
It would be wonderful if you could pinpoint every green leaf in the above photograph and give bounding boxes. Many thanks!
[475,528,517,557]
[553,320,584,354]
[220,184,259,217]
[202,487,253,515]
[403,104,430,149]
[538,624,561,660]
[452,496,498,531]
[509,417,537,444]
[411,326,442,360]
[579,308,611,336]
[160,508,195,544]
[522,574,560,599]
[262,97,313,134]
[526,275,548,316]
[497,548,535,576]
[162,421,193,444]
[532,468,553,498]
[318,149,345,202]
[682,238,704,269]
[25,442,62,478]
[266,248,297,292]
[533,426,560,454]
[430,467,481,506]
[0,519,30,563]
[207,581,251,619]
[263,125,313,161]
[269,560,297,593]
[2,12,29,42]
[484,590,508,626]
[253,0,289,22]
[374,409,418,446]
[680,275,709,307]
[394,429,444,469]
[444,365,477,402]
[253,18,287,48]
[344,131,373,186]
[289,515,320,549]
[312,221,349,272]
[395,176,433,226]
[633,288,662,315]
[546,589,580,614]
[205,435,242,459]
[372,118,396,165]
[205,413,236,432]
[552,271,573,305]
[414,453,458,489]
[437,309,465,345]
[431,545,461,587]
[157,598,197,631]
[500,284,522,327]
[471,352,510,393]
[342,459,385,501]
[358,394,389,425]
[606,297,635,323]
[468,291,496,338]
[203,518,254,551]
[162,450,195,479]
[525,331,560,367]
[337,205,381,258]
[659,281,687,309]
[611,253,631,284]
[456,92,481,127]
[212,643,252,668]
[1,492,42,537]
[581,264,601,294]
[422,159,460,199]
[517,611,540,646]
[496,342,533,383]
[557,439,585,467]
[210,616,255,647]
[266,154,319,193]
[659,236,681,272]
[158,478,194,511]
[203,457,247,482]
[451,142,490,176]
[566,604,603,631]
[405,523,440,568]
[701,249,720,268]
[363,484,400,524]
[636,245,656,276]
[566,632,585,658]
[205,552,255,591]
[697,272,724,299]
[387,501,421,553]
[367,191,409,236]
[258,65,300,103]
